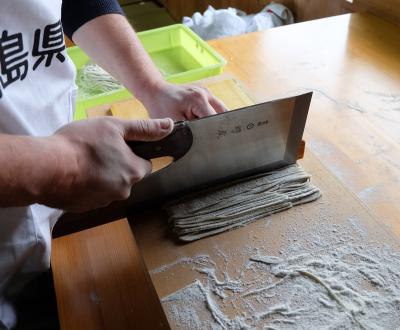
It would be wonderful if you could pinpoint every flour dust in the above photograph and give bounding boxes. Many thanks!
[160,220,400,330]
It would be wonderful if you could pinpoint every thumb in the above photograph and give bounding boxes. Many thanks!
[122,118,174,142]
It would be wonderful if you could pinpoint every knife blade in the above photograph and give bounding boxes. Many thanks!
[128,92,312,204]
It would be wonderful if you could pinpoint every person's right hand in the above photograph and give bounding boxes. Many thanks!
[42,117,173,212]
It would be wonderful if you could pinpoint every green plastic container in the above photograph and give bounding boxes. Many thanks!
[67,24,226,120]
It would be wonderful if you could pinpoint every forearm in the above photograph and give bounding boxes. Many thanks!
[0,117,172,212]
[0,134,72,207]
[71,14,165,105]
[65,7,227,121]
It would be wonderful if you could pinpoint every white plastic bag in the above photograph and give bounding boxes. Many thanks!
[183,3,294,40]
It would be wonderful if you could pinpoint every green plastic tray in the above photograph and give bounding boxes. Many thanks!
[67,24,226,120]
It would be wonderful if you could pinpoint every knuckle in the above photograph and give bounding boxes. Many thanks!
[118,188,131,200]
[190,88,205,101]
[130,167,147,184]
[137,120,151,136]
[120,173,132,187]
[110,183,131,201]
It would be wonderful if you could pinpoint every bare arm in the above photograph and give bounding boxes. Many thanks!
[0,118,173,211]
[0,134,69,207]
[72,14,227,120]
[72,14,162,103]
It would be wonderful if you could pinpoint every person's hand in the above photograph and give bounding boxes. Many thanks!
[42,117,173,212]
[141,82,228,120]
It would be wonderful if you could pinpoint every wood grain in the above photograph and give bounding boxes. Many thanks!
[52,13,400,329]
[209,13,400,234]
[133,147,400,300]
[64,35,74,48]
[52,219,170,330]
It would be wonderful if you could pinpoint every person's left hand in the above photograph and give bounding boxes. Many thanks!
[141,82,228,121]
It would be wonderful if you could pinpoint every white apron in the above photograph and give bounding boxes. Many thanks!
[0,1,76,328]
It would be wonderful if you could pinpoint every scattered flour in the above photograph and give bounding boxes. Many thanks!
[159,223,400,329]
[150,255,215,275]
[162,281,219,329]
[285,88,368,113]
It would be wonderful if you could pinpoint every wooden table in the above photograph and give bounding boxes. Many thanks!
[52,13,400,329]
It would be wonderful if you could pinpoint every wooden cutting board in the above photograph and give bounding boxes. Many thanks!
[85,78,254,119]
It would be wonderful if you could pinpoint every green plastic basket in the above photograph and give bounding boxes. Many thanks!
[67,24,226,120]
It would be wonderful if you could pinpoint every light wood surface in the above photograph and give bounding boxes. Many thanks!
[133,147,400,300]
[134,11,400,312]
[209,13,400,234]
[52,219,170,330]
[52,13,400,329]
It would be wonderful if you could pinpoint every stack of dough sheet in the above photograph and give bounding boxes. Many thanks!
[163,164,321,242]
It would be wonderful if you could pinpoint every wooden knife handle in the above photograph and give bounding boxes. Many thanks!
[297,140,306,159]
[127,121,193,161]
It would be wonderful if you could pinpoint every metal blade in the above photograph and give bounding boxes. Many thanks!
[131,92,312,204]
